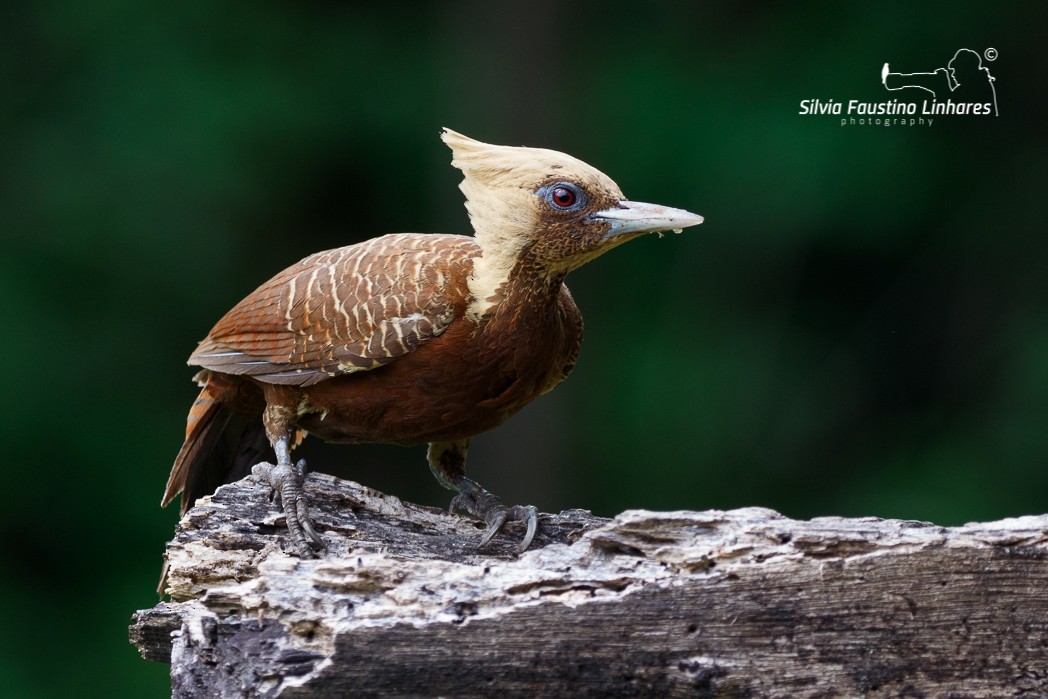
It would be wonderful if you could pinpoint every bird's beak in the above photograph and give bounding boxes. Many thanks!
[591,200,704,239]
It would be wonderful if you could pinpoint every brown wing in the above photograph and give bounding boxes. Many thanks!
[190,233,477,386]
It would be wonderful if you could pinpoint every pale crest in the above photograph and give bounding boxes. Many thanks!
[441,128,624,320]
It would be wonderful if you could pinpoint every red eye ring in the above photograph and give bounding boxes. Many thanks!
[551,186,576,208]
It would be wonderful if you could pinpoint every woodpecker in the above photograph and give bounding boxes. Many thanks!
[162,128,703,557]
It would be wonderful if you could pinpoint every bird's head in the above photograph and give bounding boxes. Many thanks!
[441,129,703,282]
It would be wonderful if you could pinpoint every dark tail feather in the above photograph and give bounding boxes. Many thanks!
[162,383,273,516]
[160,381,271,595]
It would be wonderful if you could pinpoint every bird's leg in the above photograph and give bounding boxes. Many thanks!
[252,406,325,556]
[428,440,539,554]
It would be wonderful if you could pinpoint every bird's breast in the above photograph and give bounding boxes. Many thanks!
[294,296,581,445]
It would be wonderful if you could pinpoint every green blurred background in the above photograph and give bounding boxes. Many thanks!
[2,1,1045,696]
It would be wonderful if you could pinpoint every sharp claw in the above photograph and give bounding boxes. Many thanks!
[516,505,539,554]
[478,510,508,548]
[444,474,541,552]
[298,500,325,548]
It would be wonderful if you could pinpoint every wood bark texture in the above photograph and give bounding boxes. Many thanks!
[130,472,1048,698]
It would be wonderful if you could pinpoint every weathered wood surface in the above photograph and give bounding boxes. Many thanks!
[130,472,1048,698]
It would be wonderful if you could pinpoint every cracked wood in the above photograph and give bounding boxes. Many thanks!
[131,473,1048,698]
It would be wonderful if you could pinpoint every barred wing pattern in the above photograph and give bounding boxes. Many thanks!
[191,234,477,386]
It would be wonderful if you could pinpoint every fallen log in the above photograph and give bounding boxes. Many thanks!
[130,472,1048,697]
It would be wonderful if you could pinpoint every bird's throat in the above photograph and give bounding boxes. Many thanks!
[466,247,566,326]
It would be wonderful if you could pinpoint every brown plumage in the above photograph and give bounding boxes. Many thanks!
[162,128,703,557]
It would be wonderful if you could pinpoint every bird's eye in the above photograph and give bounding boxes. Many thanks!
[543,182,585,211]
[552,186,576,208]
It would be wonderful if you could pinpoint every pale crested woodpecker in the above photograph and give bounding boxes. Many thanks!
[163,129,704,561]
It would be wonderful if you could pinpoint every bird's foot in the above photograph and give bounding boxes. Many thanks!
[450,487,538,554]
[252,458,325,557]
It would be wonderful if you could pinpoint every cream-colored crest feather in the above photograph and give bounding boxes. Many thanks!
[441,128,623,320]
